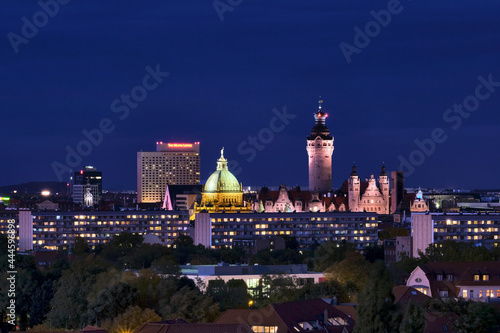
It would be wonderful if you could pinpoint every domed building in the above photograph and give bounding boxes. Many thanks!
[194,148,251,213]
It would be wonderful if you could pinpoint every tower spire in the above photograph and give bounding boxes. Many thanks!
[318,97,323,111]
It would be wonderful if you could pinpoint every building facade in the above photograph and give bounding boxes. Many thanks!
[194,211,379,249]
[0,210,190,251]
[412,212,500,257]
[137,142,200,203]
[407,262,500,301]
[180,264,324,296]
[347,165,390,214]
[306,100,334,193]
[253,184,347,213]
[72,166,102,206]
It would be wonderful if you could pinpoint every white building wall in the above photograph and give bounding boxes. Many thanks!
[19,210,33,252]
[194,212,211,248]
[185,273,325,292]
[412,213,434,258]
[406,267,432,296]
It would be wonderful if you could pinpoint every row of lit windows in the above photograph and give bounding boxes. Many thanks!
[462,289,499,298]
[444,219,497,225]
[434,227,498,233]
[211,217,376,223]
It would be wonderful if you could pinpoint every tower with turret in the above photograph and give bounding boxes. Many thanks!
[379,165,390,213]
[348,165,361,211]
[306,100,334,193]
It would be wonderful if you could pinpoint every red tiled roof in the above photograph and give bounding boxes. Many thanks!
[392,286,430,309]
[259,188,312,205]
[322,197,347,210]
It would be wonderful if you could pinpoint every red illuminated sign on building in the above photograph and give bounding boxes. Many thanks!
[167,143,193,148]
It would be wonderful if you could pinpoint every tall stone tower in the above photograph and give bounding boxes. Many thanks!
[348,165,360,211]
[306,100,334,193]
[379,165,390,213]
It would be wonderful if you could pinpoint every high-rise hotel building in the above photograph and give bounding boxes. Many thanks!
[137,142,200,203]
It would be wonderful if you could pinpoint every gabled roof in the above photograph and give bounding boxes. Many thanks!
[323,197,348,210]
[259,188,313,206]
[392,286,430,309]
[216,299,355,332]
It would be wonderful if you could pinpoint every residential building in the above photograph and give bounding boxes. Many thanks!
[0,210,190,251]
[411,212,500,257]
[407,262,500,301]
[233,235,286,256]
[194,211,379,249]
[216,298,355,333]
[137,141,200,203]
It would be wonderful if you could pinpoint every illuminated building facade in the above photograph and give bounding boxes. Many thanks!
[137,142,200,203]
[180,264,324,295]
[194,149,251,213]
[253,184,347,213]
[194,211,379,249]
[411,212,500,257]
[0,210,190,251]
[72,166,102,206]
[347,165,390,214]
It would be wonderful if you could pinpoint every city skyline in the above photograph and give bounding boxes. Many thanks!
[2,1,500,190]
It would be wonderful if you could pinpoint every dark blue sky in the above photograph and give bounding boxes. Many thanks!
[2,1,499,190]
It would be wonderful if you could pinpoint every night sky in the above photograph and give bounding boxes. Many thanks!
[2,1,500,191]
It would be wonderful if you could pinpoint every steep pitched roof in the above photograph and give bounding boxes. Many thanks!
[392,286,430,309]
[216,299,355,332]
[322,197,348,210]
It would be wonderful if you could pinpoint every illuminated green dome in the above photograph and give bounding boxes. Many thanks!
[204,148,241,193]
